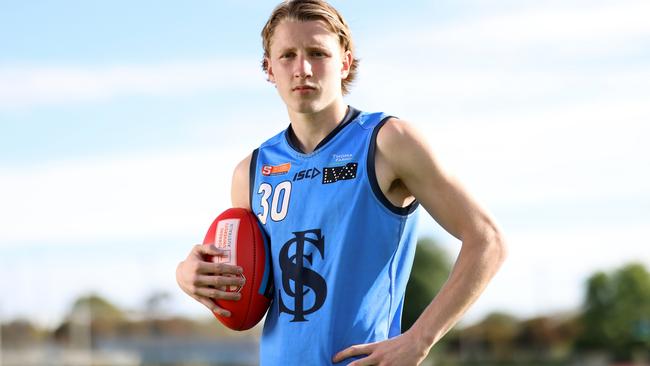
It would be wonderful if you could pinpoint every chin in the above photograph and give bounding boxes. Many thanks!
[279,89,338,116]
[287,99,323,115]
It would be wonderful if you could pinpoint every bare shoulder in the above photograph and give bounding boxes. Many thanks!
[376,117,431,154]
[375,117,444,180]
[231,153,253,210]
[376,117,413,140]
[376,117,503,244]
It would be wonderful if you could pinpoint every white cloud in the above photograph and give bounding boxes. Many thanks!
[0,59,266,109]
[357,66,650,108]
[0,147,241,247]
[383,1,650,48]
[0,110,286,248]
[420,97,650,208]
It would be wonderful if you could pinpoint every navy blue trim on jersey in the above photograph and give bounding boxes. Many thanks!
[249,148,259,210]
[367,117,419,216]
[284,105,361,154]
[257,220,275,299]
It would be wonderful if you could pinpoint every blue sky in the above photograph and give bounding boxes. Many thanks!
[1,0,649,328]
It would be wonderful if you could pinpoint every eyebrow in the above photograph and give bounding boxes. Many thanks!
[277,45,330,53]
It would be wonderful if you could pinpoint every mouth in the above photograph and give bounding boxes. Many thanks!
[292,85,317,92]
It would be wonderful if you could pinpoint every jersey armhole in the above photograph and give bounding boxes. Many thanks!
[248,148,259,211]
[367,117,419,216]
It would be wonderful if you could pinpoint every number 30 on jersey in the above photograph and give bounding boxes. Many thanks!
[257,181,292,224]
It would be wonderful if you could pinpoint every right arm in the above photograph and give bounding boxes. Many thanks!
[230,153,252,210]
[175,153,253,316]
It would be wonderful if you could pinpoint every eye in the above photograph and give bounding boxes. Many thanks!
[280,52,295,59]
[311,51,327,58]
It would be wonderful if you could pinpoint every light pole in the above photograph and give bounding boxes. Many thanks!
[70,297,92,366]
[0,303,3,366]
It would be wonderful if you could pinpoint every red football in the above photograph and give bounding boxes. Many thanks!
[202,207,272,331]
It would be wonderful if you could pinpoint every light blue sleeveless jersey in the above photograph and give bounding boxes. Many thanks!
[249,107,419,365]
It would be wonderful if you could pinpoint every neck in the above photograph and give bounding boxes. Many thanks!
[287,101,348,154]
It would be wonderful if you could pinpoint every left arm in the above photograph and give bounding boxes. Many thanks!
[333,118,507,365]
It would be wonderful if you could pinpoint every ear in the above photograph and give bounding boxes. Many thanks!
[340,50,353,79]
[265,57,276,83]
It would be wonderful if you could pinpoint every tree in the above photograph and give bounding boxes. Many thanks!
[144,291,172,318]
[480,312,521,361]
[69,293,125,321]
[516,313,580,360]
[402,237,452,332]
[577,263,650,360]
[1,319,44,347]
[53,293,126,344]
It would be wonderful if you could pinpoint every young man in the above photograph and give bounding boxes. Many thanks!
[176,1,507,365]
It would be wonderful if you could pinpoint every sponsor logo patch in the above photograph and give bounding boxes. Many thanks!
[262,162,291,176]
[331,153,353,163]
[293,167,321,182]
[322,162,358,184]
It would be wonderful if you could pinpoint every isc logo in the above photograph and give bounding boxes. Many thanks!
[293,168,321,182]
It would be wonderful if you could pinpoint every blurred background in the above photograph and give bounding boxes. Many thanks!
[1,0,649,365]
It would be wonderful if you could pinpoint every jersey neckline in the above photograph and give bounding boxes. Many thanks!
[284,105,361,155]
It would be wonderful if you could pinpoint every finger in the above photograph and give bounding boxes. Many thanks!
[348,358,375,366]
[194,296,231,317]
[197,261,244,275]
[332,343,374,363]
[195,274,246,289]
[195,287,243,301]
[194,244,229,258]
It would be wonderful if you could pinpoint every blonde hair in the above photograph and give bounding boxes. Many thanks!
[261,0,359,95]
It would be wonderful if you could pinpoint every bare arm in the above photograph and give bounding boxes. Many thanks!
[381,118,507,349]
[231,153,252,210]
[334,119,507,364]
[175,153,253,316]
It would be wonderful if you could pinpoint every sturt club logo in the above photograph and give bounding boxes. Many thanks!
[278,229,327,322]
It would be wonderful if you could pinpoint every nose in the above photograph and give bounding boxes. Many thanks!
[294,55,312,79]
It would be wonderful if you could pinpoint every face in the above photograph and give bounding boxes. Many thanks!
[266,20,352,115]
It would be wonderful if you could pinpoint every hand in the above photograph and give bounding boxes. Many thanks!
[332,331,430,366]
[175,244,246,317]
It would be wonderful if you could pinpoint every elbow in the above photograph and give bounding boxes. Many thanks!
[464,221,508,269]
[486,224,508,268]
